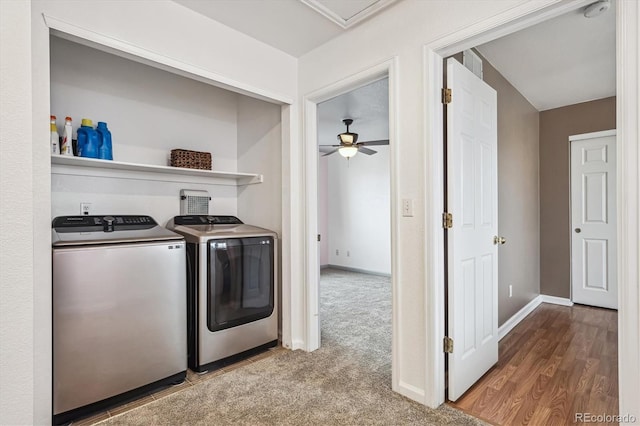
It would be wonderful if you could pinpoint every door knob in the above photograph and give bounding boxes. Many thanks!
[493,236,506,245]
[575,228,581,233]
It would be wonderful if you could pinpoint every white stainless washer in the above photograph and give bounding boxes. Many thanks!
[52,215,187,425]
[166,215,278,372]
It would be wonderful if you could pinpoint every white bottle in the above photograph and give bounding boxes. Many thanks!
[60,116,74,156]
[50,115,60,155]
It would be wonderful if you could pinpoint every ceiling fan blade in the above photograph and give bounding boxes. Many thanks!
[358,147,378,155]
[319,146,336,153]
[319,144,341,147]
[359,139,389,146]
[322,148,340,156]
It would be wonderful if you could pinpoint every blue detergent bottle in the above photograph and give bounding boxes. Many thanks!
[76,119,99,158]
[96,121,113,160]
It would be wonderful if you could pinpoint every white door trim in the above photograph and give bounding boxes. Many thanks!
[615,0,640,417]
[424,0,639,414]
[301,56,401,388]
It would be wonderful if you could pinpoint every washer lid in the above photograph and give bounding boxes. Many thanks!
[52,215,184,246]
[166,215,277,243]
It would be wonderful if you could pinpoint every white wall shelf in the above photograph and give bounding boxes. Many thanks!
[51,155,263,186]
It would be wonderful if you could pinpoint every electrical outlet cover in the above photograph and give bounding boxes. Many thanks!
[80,203,92,215]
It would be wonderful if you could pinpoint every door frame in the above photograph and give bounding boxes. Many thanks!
[424,0,639,412]
[569,129,617,307]
[301,56,400,371]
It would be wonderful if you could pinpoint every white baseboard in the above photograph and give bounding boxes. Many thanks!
[395,380,426,405]
[290,339,306,351]
[540,295,574,306]
[498,295,542,340]
[324,264,391,277]
[498,294,575,341]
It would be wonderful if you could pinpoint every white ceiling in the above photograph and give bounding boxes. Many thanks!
[476,1,616,111]
[173,0,396,57]
[173,0,616,115]
[317,78,389,147]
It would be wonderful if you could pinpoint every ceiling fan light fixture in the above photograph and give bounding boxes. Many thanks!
[338,132,358,144]
[338,146,358,158]
[338,118,359,145]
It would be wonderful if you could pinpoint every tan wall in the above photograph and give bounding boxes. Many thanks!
[481,58,541,325]
[452,53,541,326]
[450,56,616,319]
[539,97,616,298]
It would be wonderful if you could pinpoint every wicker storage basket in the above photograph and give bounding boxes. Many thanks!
[170,149,212,170]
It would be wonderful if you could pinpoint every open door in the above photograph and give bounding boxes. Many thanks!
[445,58,499,401]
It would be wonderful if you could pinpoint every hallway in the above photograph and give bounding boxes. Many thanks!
[449,303,618,425]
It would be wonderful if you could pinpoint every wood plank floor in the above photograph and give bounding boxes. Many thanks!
[448,303,618,426]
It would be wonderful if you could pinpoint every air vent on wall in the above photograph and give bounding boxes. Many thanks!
[180,189,210,215]
[463,49,483,79]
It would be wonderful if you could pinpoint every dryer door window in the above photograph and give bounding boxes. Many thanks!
[207,237,274,332]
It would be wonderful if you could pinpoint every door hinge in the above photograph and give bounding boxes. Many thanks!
[442,88,452,104]
[442,212,453,229]
[317,234,321,242]
[444,336,454,353]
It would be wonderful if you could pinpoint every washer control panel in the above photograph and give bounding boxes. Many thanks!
[53,215,157,233]
[173,215,243,226]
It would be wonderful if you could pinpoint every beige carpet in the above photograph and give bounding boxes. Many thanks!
[100,268,484,425]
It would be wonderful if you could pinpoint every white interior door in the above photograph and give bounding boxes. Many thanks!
[446,58,498,401]
[570,130,617,309]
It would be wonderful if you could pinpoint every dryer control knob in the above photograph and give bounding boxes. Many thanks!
[103,216,115,232]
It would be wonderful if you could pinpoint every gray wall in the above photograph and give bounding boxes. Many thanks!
[481,58,541,325]
[539,97,616,298]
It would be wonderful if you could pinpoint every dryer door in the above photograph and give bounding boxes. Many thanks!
[207,236,274,331]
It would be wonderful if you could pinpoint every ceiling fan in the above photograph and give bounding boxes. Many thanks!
[319,118,389,158]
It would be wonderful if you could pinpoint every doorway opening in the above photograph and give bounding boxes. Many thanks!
[316,77,392,384]
[302,58,399,390]
[436,0,617,420]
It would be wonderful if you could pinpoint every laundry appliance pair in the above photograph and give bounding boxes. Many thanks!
[52,214,277,424]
